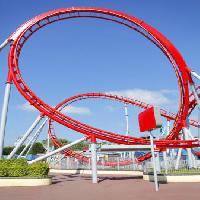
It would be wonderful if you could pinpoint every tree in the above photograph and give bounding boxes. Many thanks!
[71,141,89,151]
[3,145,28,156]
[42,138,70,150]
[42,139,54,148]
[3,146,14,155]
[29,142,46,155]
[42,138,90,151]
[59,138,70,145]
[16,145,27,155]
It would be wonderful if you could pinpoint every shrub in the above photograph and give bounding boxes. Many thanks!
[0,159,49,177]
[0,163,7,176]
[7,166,28,177]
[10,158,28,166]
[27,162,49,177]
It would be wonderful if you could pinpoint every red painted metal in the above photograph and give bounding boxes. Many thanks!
[6,7,196,164]
[48,92,200,166]
[138,107,162,132]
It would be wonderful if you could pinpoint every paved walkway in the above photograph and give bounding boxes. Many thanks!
[0,174,200,200]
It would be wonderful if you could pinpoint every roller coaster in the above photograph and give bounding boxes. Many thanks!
[1,7,200,179]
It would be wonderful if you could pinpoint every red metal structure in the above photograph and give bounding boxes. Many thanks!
[2,7,200,163]
[48,92,200,166]
[138,107,162,132]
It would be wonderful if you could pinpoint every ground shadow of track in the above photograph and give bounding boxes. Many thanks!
[51,174,143,185]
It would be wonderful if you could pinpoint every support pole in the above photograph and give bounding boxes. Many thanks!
[149,131,159,192]
[183,127,194,168]
[167,120,170,135]
[155,152,161,173]
[0,39,9,52]
[191,71,200,82]
[8,115,42,159]
[190,84,200,110]
[175,148,182,170]
[163,121,170,171]
[25,133,39,157]
[0,82,12,158]
[17,118,47,158]
[124,104,129,136]
[163,151,168,174]
[167,120,174,158]
[18,132,37,158]
[29,137,87,164]
[91,135,98,184]
[198,112,200,141]
[47,131,50,153]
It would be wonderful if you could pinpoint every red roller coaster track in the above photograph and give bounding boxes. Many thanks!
[6,7,198,163]
[48,92,200,166]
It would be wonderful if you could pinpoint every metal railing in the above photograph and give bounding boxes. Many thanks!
[48,153,200,172]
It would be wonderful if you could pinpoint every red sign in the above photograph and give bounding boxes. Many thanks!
[138,107,162,132]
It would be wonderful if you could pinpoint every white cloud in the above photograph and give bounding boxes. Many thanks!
[160,89,178,95]
[17,102,91,115]
[106,89,176,106]
[61,105,91,115]
[105,105,119,112]
[17,102,37,112]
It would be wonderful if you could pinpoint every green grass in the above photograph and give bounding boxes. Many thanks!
[147,168,200,175]
[161,168,200,175]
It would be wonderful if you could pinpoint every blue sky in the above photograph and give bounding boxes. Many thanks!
[0,0,200,145]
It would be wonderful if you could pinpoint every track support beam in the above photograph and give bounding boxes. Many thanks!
[0,82,12,158]
[163,151,168,173]
[191,71,200,82]
[150,131,159,192]
[17,118,48,158]
[0,39,9,52]
[124,104,129,136]
[8,115,42,159]
[183,127,196,168]
[28,136,87,164]
[190,84,200,111]
[91,136,98,184]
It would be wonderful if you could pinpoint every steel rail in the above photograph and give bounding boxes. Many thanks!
[5,8,194,164]
[48,92,200,166]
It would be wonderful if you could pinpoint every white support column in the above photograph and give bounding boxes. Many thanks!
[162,119,169,172]
[47,131,50,153]
[124,104,129,136]
[155,152,161,173]
[18,118,47,158]
[29,137,87,164]
[25,136,37,157]
[167,120,170,135]
[91,136,98,184]
[183,127,195,168]
[150,131,159,192]
[0,82,12,158]
[18,132,37,158]
[191,71,200,82]
[190,84,200,110]
[190,81,200,164]
[0,39,11,158]
[8,115,42,159]
[117,157,120,171]
[167,120,175,160]
[175,148,182,170]
[163,151,168,173]
[0,39,9,52]
[198,112,200,141]
[88,158,91,170]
